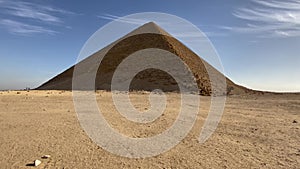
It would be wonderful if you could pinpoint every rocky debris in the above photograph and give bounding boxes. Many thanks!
[34,159,41,166]
[293,120,298,123]
[42,155,51,159]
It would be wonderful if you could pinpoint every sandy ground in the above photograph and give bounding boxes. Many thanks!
[0,90,299,168]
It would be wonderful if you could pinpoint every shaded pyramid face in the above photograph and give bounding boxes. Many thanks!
[37,22,249,95]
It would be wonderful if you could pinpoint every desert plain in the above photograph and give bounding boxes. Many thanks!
[0,90,299,168]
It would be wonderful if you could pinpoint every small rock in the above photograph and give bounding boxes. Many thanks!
[16,92,21,94]
[34,159,41,166]
[42,155,51,159]
[293,120,298,123]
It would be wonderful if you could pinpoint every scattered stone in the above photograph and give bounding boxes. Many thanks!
[42,155,51,159]
[293,120,298,123]
[34,159,41,166]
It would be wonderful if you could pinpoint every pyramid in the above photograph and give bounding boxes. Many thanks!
[37,22,251,95]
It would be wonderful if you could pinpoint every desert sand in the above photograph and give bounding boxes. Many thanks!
[0,90,299,168]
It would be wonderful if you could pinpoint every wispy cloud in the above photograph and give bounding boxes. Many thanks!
[98,14,153,25]
[98,14,225,38]
[0,0,75,35]
[226,0,300,38]
[0,19,57,35]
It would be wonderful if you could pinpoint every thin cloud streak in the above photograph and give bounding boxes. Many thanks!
[253,0,300,10]
[226,0,300,38]
[98,14,225,38]
[0,0,75,35]
[0,1,74,23]
[0,19,57,35]
[98,14,151,25]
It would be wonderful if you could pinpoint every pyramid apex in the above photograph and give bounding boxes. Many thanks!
[143,21,158,26]
[127,21,170,36]
[141,21,161,29]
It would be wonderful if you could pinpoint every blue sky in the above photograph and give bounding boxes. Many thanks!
[0,0,299,92]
